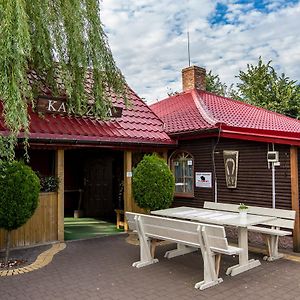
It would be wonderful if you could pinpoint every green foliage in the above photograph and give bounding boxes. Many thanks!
[236,57,300,118]
[0,160,40,231]
[0,136,18,161]
[205,70,227,97]
[0,0,127,158]
[132,154,175,211]
[36,173,59,192]
[238,203,248,210]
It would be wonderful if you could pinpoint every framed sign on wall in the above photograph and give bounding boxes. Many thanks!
[223,150,239,188]
[195,172,212,188]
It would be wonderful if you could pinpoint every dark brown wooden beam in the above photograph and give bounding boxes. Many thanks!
[291,146,300,252]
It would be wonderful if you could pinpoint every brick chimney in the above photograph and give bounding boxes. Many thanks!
[182,65,206,91]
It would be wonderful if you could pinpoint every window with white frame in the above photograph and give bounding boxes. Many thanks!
[170,151,194,197]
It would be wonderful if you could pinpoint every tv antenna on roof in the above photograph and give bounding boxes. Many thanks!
[186,5,191,67]
[187,29,191,67]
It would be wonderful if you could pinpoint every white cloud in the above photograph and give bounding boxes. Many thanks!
[101,1,300,103]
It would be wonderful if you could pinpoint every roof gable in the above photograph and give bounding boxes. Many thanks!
[151,90,217,134]
[0,71,174,146]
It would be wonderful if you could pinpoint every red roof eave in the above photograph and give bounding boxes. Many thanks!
[168,124,300,146]
[0,128,176,147]
[220,125,300,146]
[28,132,177,146]
[168,127,220,140]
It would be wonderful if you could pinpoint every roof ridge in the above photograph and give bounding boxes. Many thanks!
[201,89,300,123]
[191,89,220,126]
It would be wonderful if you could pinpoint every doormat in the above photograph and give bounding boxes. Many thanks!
[64,218,124,241]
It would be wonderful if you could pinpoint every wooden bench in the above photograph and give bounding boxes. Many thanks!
[203,201,296,261]
[126,212,242,290]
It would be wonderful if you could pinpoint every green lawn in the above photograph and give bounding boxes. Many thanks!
[64,217,124,241]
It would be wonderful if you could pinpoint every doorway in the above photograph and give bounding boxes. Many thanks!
[64,149,124,240]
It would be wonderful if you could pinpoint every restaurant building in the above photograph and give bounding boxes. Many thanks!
[1,66,299,251]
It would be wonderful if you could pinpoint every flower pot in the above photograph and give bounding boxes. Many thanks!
[239,210,248,222]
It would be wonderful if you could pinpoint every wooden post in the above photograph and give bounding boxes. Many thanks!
[162,149,168,162]
[124,151,133,213]
[55,149,64,242]
[291,146,300,252]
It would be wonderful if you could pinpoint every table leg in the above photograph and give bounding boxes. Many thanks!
[226,227,261,276]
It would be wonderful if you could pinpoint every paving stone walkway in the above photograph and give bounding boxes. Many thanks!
[0,243,66,276]
[1,234,300,300]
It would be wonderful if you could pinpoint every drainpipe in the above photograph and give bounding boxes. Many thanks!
[214,180,218,203]
[272,161,276,208]
[269,143,279,208]
[212,124,222,203]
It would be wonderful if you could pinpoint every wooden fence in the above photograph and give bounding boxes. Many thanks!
[0,192,58,250]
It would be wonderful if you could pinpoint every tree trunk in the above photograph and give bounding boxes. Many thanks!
[4,230,11,266]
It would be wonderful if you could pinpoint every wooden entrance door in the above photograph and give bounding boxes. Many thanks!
[83,158,113,218]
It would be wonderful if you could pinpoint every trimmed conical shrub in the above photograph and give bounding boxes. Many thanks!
[133,154,175,211]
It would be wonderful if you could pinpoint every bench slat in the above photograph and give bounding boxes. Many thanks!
[143,224,200,247]
[261,218,295,229]
[211,245,243,255]
[247,207,295,220]
[248,226,292,236]
[204,202,238,213]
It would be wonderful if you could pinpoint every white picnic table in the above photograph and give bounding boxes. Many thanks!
[151,206,276,276]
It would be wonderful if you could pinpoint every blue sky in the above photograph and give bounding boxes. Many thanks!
[102,1,300,103]
[210,1,299,25]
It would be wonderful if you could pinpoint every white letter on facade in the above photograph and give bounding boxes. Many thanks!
[57,102,66,113]
[48,100,57,112]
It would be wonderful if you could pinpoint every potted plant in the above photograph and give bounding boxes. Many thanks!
[36,172,59,192]
[238,203,248,220]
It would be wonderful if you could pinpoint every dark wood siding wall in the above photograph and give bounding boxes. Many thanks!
[214,139,291,209]
[298,148,300,207]
[172,137,292,210]
[171,138,214,208]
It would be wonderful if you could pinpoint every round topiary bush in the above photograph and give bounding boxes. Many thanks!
[133,154,175,211]
[0,160,40,264]
[0,160,40,230]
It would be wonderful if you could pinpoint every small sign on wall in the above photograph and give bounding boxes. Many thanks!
[195,172,212,188]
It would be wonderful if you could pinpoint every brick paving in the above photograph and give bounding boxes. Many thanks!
[1,234,300,300]
[0,243,66,277]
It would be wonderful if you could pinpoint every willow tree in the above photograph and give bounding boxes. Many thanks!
[0,0,126,159]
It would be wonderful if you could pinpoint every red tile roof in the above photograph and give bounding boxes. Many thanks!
[151,89,300,146]
[0,74,174,146]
